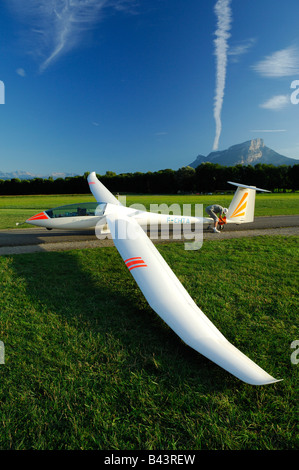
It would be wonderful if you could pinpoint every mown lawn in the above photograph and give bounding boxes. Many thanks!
[0,236,298,450]
[0,192,298,229]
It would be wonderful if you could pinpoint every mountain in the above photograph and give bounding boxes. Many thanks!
[0,170,78,180]
[188,139,298,168]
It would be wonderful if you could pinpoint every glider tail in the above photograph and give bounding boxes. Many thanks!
[226,181,270,224]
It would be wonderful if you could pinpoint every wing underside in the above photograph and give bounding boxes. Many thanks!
[105,209,279,386]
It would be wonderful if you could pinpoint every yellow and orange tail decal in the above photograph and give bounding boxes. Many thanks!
[230,192,248,218]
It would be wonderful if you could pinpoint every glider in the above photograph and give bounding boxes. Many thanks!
[25,173,270,232]
[26,173,279,385]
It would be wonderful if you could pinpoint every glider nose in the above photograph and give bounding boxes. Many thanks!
[26,211,49,226]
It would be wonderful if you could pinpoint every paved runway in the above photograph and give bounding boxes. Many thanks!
[0,215,298,255]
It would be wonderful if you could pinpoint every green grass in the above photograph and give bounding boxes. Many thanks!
[0,194,97,230]
[0,236,298,450]
[0,192,298,230]
[125,192,299,217]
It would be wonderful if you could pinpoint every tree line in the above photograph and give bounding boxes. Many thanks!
[0,163,298,195]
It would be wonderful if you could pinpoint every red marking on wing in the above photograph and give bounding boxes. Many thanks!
[124,257,147,271]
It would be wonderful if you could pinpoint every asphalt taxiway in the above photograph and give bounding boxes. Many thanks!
[0,215,298,255]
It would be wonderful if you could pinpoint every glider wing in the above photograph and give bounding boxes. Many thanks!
[87,171,121,205]
[105,208,279,385]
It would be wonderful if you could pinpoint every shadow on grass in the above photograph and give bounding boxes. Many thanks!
[10,247,230,393]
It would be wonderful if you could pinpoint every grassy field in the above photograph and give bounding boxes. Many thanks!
[0,236,298,450]
[0,192,298,229]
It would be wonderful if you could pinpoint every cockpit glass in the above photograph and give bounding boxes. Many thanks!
[45,202,105,218]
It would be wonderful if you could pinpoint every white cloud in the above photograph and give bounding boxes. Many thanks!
[252,46,299,77]
[212,0,232,151]
[5,0,137,72]
[109,0,139,14]
[250,129,287,133]
[16,68,26,77]
[259,95,290,110]
[228,38,256,62]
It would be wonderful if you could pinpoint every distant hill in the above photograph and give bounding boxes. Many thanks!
[188,139,298,168]
[0,170,77,180]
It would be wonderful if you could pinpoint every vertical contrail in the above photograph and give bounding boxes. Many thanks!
[212,0,232,151]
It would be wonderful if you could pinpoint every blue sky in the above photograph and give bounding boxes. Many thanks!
[1,0,299,176]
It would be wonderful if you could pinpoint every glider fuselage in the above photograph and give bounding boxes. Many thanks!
[26,202,214,230]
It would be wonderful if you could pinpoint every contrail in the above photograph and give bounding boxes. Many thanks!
[212,0,232,151]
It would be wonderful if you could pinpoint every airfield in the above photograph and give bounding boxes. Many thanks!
[0,214,298,255]
[0,211,298,450]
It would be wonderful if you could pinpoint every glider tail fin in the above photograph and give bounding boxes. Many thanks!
[226,181,270,224]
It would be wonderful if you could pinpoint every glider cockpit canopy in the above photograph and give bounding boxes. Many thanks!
[44,202,107,219]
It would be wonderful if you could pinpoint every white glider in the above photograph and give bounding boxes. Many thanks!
[25,172,270,231]
[25,172,280,384]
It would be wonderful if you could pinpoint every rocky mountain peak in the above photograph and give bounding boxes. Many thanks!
[188,139,297,168]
